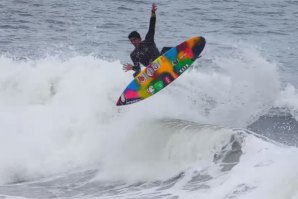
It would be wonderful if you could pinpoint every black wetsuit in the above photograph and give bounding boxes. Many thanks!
[130,13,160,77]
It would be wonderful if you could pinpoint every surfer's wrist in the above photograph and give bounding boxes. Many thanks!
[132,65,140,72]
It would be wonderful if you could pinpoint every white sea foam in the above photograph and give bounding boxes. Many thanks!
[0,44,297,198]
[275,83,298,120]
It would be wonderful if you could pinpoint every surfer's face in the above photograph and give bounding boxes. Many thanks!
[129,37,141,47]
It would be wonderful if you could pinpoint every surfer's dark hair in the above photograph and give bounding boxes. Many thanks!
[128,31,141,39]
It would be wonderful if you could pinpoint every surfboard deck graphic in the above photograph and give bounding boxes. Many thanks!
[116,36,206,106]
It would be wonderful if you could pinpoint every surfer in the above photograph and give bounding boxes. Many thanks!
[123,3,171,77]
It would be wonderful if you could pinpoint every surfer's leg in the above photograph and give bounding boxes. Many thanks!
[161,47,172,54]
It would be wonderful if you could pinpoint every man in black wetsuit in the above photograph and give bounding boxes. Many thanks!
[123,3,170,77]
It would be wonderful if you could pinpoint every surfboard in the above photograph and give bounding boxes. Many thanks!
[116,36,206,106]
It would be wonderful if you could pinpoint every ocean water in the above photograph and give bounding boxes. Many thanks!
[0,0,298,198]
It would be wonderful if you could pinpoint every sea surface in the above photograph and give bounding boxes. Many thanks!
[0,0,298,198]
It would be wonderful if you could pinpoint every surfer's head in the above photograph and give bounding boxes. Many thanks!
[128,31,141,47]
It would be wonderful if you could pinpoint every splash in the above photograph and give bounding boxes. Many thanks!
[0,43,288,185]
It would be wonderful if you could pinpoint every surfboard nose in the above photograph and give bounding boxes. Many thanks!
[192,36,206,58]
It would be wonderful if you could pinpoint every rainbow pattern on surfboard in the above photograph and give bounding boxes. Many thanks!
[116,36,206,106]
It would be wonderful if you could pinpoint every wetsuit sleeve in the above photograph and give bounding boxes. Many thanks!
[130,54,141,72]
[145,12,156,42]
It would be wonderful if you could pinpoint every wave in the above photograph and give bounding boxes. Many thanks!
[0,119,297,199]
[0,44,298,198]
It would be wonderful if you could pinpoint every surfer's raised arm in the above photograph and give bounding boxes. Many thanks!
[122,3,174,77]
[123,3,160,77]
[145,3,157,41]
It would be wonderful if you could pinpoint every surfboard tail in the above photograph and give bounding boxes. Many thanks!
[116,93,142,106]
[116,93,128,106]
[116,97,123,106]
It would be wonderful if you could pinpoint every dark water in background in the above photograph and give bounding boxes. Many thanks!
[1,0,297,76]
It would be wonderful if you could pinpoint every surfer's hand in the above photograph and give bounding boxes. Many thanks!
[151,3,157,13]
[123,63,133,72]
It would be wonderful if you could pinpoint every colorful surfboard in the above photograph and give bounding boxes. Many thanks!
[116,36,206,106]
